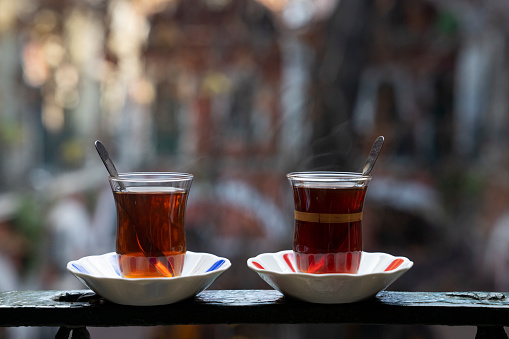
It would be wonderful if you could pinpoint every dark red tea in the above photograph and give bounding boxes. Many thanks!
[292,184,367,274]
[114,187,188,278]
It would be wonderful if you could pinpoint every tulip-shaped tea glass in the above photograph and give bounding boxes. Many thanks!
[287,172,371,274]
[109,172,193,278]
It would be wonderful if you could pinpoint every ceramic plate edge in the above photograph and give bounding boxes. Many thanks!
[67,251,231,281]
[247,250,413,277]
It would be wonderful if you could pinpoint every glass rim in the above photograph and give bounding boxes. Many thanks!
[286,171,371,182]
[109,172,193,182]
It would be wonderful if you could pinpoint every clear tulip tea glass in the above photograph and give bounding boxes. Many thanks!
[109,172,193,278]
[287,172,371,274]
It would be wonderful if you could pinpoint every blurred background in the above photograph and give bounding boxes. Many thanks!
[1,0,509,337]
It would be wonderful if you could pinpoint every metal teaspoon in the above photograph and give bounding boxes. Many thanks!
[362,136,384,176]
[94,140,175,277]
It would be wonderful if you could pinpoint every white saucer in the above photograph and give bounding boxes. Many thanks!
[67,251,231,306]
[247,250,413,304]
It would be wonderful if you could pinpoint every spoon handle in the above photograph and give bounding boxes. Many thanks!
[362,136,384,176]
[95,140,119,175]
[95,141,125,191]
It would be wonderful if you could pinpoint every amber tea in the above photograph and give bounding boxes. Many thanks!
[109,173,193,278]
[287,172,370,274]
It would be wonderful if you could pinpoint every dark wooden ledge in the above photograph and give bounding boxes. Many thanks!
[1,290,508,338]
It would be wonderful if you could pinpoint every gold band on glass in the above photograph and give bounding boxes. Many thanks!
[294,211,363,223]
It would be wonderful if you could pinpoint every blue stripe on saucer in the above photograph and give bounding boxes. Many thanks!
[206,259,225,272]
[72,263,88,274]
[109,254,121,276]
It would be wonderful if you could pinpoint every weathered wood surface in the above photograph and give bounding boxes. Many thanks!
[1,290,509,328]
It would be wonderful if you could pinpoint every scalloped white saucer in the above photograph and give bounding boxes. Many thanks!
[67,251,230,306]
[247,250,413,304]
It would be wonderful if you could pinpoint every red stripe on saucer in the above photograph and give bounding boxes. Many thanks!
[283,253,296,272]
[252,261,265,270]
[385,259,404,271]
